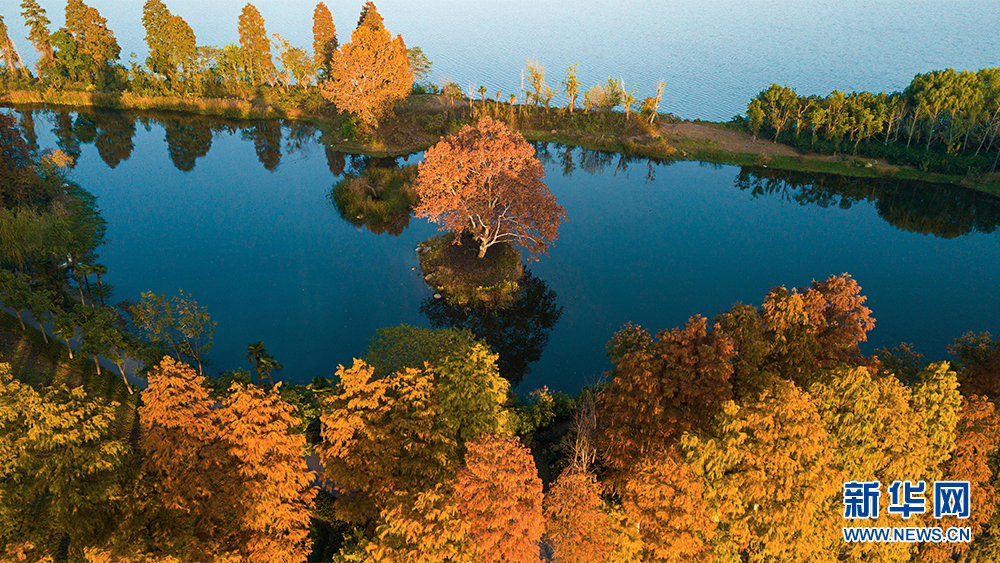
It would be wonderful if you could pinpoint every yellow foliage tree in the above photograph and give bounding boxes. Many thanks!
[621,448,716,562]
[683,381,840,562]
[0,363,128,561]
[318,359,459,522]
[321,2,412,128]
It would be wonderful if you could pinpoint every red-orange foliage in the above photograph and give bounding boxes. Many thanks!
[918,395,1000,562]
[622,449,716,562]
[718,272,876,395]
[544,469,615,563]
[454,434,544,563]
[412,117,567,259]
[320,2,411,127]
[597,315,735,483]
[218,383,317,563]
[139,357,315,560]
[140,356,234,549]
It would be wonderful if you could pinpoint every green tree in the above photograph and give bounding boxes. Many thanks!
[238,3,275,86]
[0,363,129,561]
[130,290,215,375]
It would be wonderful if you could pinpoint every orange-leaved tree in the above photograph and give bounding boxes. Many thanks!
[312,2,337,77]
[138,357,316,560]
[918,395,1000,562]
[544,468,616,563]
[454,434,544,563]
[138,356,237,557]
[321,1,411,128]
[412,117,567,259]
[596,315,735,485]
[621,448,717,562]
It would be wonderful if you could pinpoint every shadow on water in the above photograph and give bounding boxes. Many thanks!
[419,270,563,387]
[736,166,1000,239]
[15,108,319,174]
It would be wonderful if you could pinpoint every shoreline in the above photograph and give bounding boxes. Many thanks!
[2,90,997,195]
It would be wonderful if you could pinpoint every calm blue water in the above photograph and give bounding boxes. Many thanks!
[6,0,1000,120]
[14,110,1000,393]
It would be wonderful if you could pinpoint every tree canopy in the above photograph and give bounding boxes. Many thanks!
[320,2,411,128]
[413,117,567,259]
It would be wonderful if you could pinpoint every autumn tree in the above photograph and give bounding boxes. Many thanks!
[312,2,337,77]
[321,2,412,128]
[918,395,1000,563]
[715,272,875,398]
[137,356,234,557]
[413,117,567,258]
[683,381,841,563]
[454,434,544,563]
[0,15,24,76]
[216,383,316,562]
[137,357,315,560]
[238,3,275,86]
[544,468,616,563]
[142,0,197,87]
[20,0,54,72]
[562,63,580,114]
[0,362,129,560]
[63,0,120,81]
[621,448,716,562]
[810,364,960,562]
[318,359,459,522]
[368,483,468,563]
[596,315,735,484]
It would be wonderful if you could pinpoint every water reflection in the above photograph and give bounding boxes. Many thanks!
[419,270,563,386]
[532,141,671,182]
[329,154,416,236]
[736,167,1000,239]
[16,109,320,173]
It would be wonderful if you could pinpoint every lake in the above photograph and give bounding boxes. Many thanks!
[10,109,1000,393]
[6,0,1000,120]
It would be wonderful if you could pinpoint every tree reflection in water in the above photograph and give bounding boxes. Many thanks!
[420,270,563,386]
[735,166,1000,239]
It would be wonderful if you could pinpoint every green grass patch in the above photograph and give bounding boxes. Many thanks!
[330,165,419,235]
[417,233,525,306]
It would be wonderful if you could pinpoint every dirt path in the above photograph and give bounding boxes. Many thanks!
[658,121,803,158]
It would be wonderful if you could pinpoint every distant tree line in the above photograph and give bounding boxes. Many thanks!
[745,68,1000,176]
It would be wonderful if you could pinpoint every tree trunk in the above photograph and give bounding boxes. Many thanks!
[15,311,25,331]
[65,339,73,359]
[93,355,101,375]
[117,361,133,394]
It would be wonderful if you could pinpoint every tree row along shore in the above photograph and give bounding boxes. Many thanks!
[1,1,998,192]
